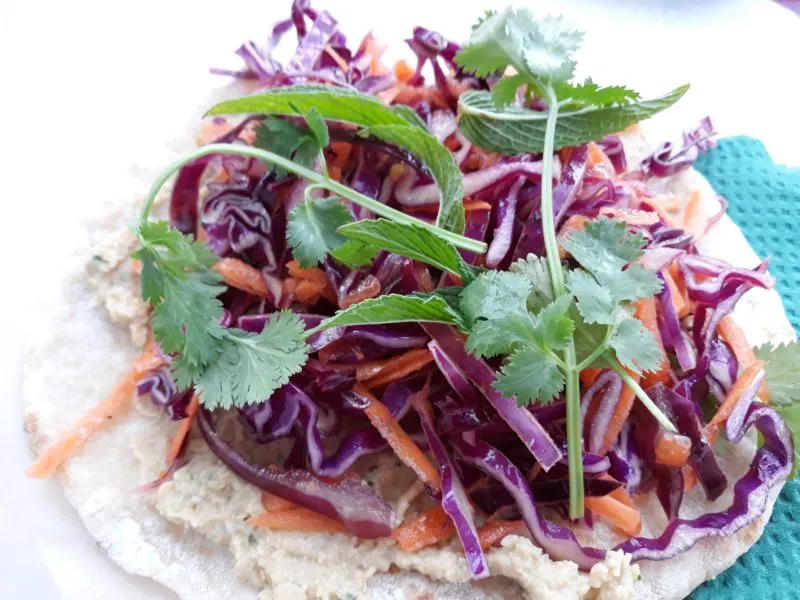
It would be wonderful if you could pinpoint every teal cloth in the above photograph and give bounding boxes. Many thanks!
[688,137,800,599]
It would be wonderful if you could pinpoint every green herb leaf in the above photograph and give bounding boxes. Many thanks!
[457,85,688,154]
[181,311,309,410]
[567,269,616,325]
[329,239,378,268]
[286,197,353,267]
[555,79,640,108]
[466,313,538,358]
[459,271,532,325]
[562,217,645,271]
[319,293,466,330]
[494,346,565,405]
[302,106,330,148]
[254,118,321,177]
[338,219,479,282]
[535,294,575,350]
[509,253,553,311]
[207,84,465,234]
[455,8,581,83]
[609,317,662,374]
[491,73,529,106]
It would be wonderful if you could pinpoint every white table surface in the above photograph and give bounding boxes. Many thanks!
[1,0,798,598]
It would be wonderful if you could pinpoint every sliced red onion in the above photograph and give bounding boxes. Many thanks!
[198,407,394,539]
[486,177,524,268]
[423,324,562,470]
[428,340,482,405]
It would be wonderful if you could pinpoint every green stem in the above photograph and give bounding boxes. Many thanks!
[610,361,678,433]
[540,87,584,519]
[575,328,612,371]
[138,143,487,254]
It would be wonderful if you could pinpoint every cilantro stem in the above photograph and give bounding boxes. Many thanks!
[610,361,678,433]
[138,143,487,254]
[575,328,613,371]
[540,87,584,519]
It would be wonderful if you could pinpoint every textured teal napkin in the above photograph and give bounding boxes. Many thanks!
[689,137,800,599]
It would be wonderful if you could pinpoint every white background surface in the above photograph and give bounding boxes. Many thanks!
[1,1,799,598]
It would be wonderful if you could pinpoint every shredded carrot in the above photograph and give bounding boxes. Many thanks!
[353,384,441,492]
[165,394,200,466]
[376,84,403,105]
[394,60,415,83]
[654,431,691,467]
[718,315,769,401]
[647,198,682,228]
[580,368,602,386]
[362,348,434,388]
[329,142,352,171]
[683,465,699,492]
[464,200,493,212]
[247,507,346,533]
[363,36,388,75]
[196,117,231,146]
[287,260,337,306]
[477,519,525,550]
[586,141,615,178]
[599,474,636,508]
[599,207,660,226]
[683,191,707,239]
[261,491,296,512]
[393,504,455,551]
[27,346,166,479]
[339,274,381,309]
[324,44,350,73]
[131,258,143,275]
[704,361,764,440]
[662,270,691,318]
[213,257,272,299]
[600,373,639,454]
[414,265,434,293]
[634,297,670,387]
[585,495,642,537]
[528,464,542,481]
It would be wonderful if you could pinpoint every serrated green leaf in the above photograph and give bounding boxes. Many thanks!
[207,84,464,234]
[597,265,662,304]
[466,313,538,358]
[338,219,479,282]
[457,85,688,154]
[755,341,800,407]
[254,117,319,177]
[554,78,640,107]
[286,197,353,267]
[459,271,532,325]
[302,106,329,148]
[510,254,553,311]
[491,73,529,106]
[534,294,575,350]
[320,293,465,330]
[192,312,308,410]
[494,346,565,405]
[562,217,645,273]
[568,269,616,325]
[329,239,378,268]
[609,317,662,374]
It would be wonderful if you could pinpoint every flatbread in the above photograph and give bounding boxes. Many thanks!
[21,83,794,599]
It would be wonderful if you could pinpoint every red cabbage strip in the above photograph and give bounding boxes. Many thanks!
[678,255,774,305]
[579,370,623,454]
[656,273,696,371]
[453,438,605,570]
[486,177,524,268]
[639,117,716,177]
[287,10,339,73]
[664,382,728,501]
[414,394,489,579]
[197,407,394,538]
[617,402,792,560]
[512,145,587,261]
[640,247,683,272]
[422,324,562,470]
[706,338,738,394]
[137,367,192,421]
[428,340,482,405]
[597,135,627,174]
[459,208,492,265]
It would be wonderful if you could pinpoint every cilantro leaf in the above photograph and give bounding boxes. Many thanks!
[186,311,308,410]
[535,294,575,350]
[568,269,616,325]
[320,293,466,330]
[208,84,465,235]
[338,219,479,283]
[286,197,353,267]
[457,85,688,154]
[562,217,645,272]
[254,118,319,177]
[494,346,565,405]
[755,342,800,407]
[510,253,553,311]
[555,78,640,108]
[466,313,538,358]
[302,106,329,148]
[459,271,532,325]
[329,239,378,268]
[609,317,662,374]
[491,73,529,107]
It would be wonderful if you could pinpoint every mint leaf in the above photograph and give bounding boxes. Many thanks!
[457,85,688,154]
[329,239,378,268]
[320,293,466,330]
[459,271,532,324]
[286,197,353,267]
[609,317,662,374]
[188,312,308,410]
[338,219,479,282]
[494,346,565,405]
[207,84,465,234]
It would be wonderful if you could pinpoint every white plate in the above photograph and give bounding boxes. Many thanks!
[1,0,798,598]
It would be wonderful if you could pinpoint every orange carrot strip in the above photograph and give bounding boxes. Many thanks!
[465,200,493,212]
[329,142,352,171]
[634,297,670,387]
[683,191,707,239]
[394,60,415,83]
[247,508,346,533]
[354,384,441,492]
[586,141,615,177]
[654,431,691,467]
[324,45,349,73]
[213,257,272,299]
[705,362,764,440]
[662,270,691,318]
[27,347,165,479]
[165,394,200,466]
[718,315,769,401]
[648,198,682,228]
[362,348,434,388]
[557,215,590,258]
[580,368,602,386]
[599,475,636,508]
[477,520,525,550]
[261,491,297,512]
[339,274,381,309]
[585,495,642,537]
[683,465,699,492]
[599,373,639,454]
[287,261,337,306]
[393,505,455,551]
[599,207,660,226]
